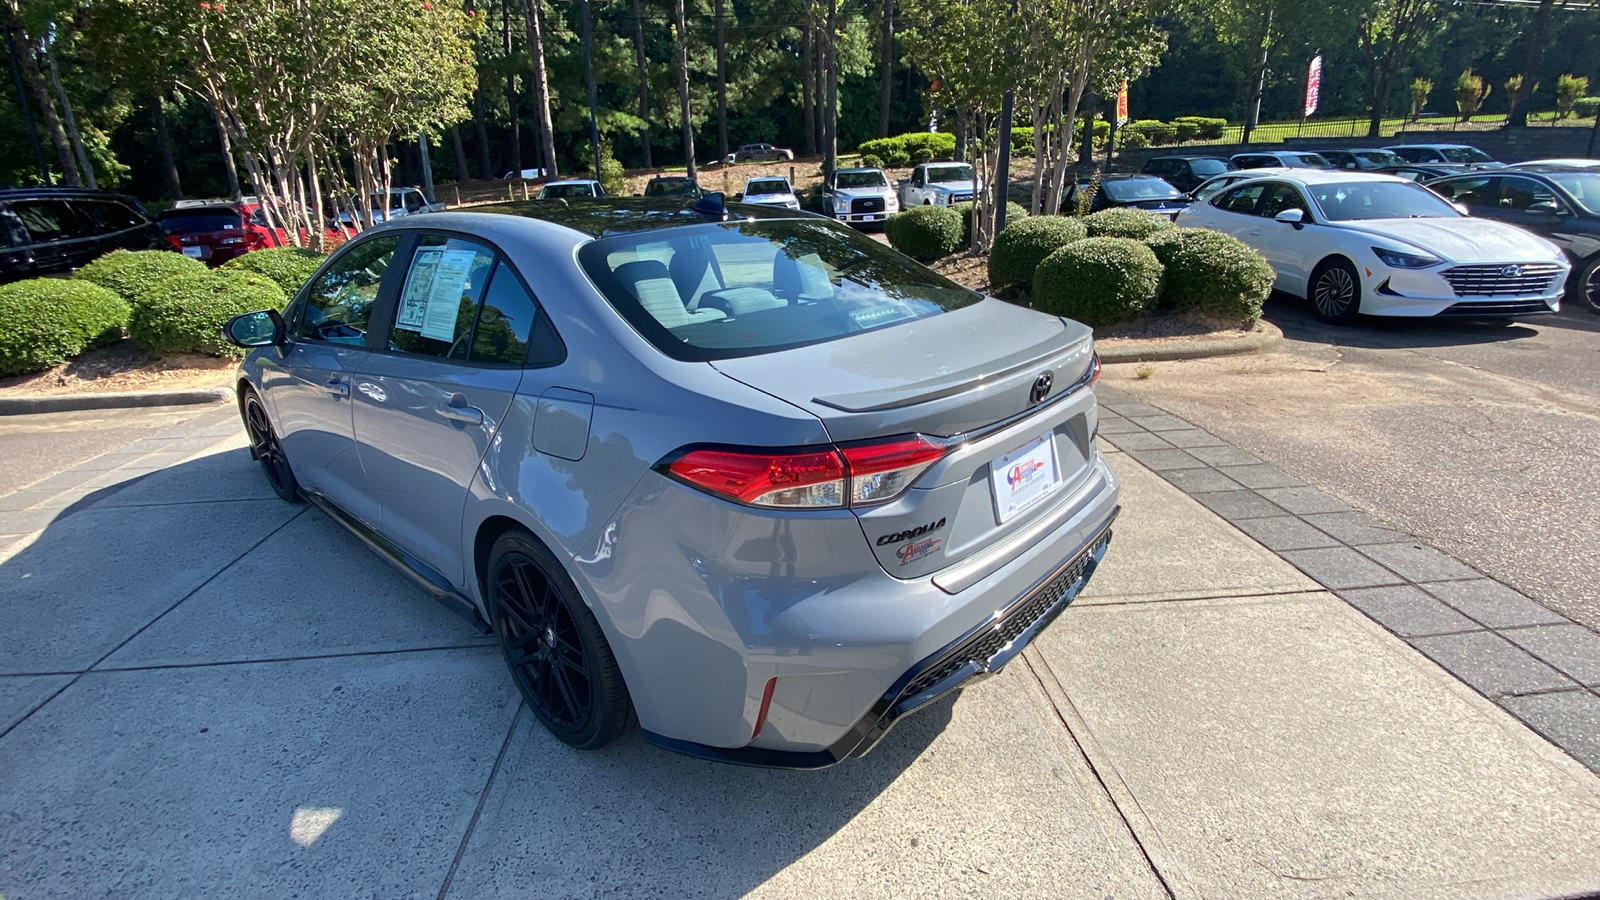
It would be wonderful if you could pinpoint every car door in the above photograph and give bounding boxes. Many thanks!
[1490,176,1575,251]
[266,233,403,527]
[350,232,554,586]
[0,205,39,281]
[1251,182,1315,291]
[1199,180,1273,241]
[8,198,90,275]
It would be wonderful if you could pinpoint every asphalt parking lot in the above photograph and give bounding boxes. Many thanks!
[4,399,1599,898]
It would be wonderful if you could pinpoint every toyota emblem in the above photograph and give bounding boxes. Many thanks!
[1500,264,1523,278]
[1029,371,1054,405]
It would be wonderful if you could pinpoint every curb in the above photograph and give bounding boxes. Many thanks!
[1097,320,1283,364]
[0,386,235,416]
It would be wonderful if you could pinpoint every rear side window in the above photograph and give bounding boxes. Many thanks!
[579,219,980,362]
[77,200,147,234]
[11,200,87,242]
[1215,183,1269,213]
[390,236,496,360]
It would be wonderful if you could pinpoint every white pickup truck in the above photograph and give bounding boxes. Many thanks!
[823,168,901,226]
[897,162,980,207]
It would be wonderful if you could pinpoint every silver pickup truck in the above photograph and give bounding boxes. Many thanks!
[897,162,980,207]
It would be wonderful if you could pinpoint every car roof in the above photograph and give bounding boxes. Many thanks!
[1509,159,1600,170]
[435,197,807,238]
[1150,154,1229,160]
[1383,143,1480,150]
[1243,170,1409,186]
[835,167,885,174]
[544,179,599,186]
[0,186,143,202]
[1096,173,1168,181]
[647,174,695,181]
[157,204,239,215]
[744,176,790,184]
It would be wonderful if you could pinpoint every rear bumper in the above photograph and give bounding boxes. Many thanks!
[640,506,1118,769]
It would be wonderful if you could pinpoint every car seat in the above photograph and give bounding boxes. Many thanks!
[613,260,726,329]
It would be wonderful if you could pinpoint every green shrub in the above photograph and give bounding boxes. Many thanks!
[129,270,286,357]
[1074,118,1112,149]
[860,153,885,169]
[988,215,1089,288]
[1575,97,1600,118]
[1172,120,1201,143]
[0,279,130,375]
[1119,130,1151,149]
[222,246,325,297]
[1144,228,1272,324]
[1085,206,1176,240]
[1032,237,1163,328]
[1124,119,1177,145]
[953,200,1028,246]
[857,132,956,164]
[910,148,933,165]
[1172,116,1227,139]
[886,149,911,167]
[884,205,963,261]
[73,249,205,304]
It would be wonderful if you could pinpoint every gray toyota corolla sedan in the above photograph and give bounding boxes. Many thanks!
[223,197,1120,768]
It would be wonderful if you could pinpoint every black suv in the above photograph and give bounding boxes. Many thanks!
[1,187,165,283]
[1140,155,1234,193]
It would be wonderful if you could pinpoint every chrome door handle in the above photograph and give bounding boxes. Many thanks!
[325,379,349,398]
[437,399,483,425]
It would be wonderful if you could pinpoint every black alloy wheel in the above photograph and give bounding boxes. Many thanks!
[1579,257,1600,315]
[243,390,302,503]
[487,531,631,749]
[1310,258,1361,324]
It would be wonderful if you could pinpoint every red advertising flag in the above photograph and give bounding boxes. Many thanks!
[1116,81,1130,125]
[1304,54,1323,118]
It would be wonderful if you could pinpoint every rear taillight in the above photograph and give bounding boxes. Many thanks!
[1089,352,1102,383]
[663,435,946,510]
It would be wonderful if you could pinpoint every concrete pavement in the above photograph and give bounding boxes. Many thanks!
[3,403,1600,897]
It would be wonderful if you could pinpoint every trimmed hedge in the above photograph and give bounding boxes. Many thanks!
[856,131,956,163]
[1084,207,1176,240]
[954,200,1028,247]
[1172,116,1228,140]
[988,215,1088,288]
[1123,119,1178,146]
[129,270,287,357]
[1032,237,1163,328]
[884,205,963,261]
[1119,131,1151,149]
[73,249,205,305]
[1144,228,1273,324]
[223,246,326,297]
[0,279,130,375]
[860,153,885,169]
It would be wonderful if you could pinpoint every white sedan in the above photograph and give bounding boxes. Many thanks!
[1175,171,1570,322]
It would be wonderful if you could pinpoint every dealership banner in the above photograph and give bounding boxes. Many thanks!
[1116,82,1130,124]
[1304,54,1323,118]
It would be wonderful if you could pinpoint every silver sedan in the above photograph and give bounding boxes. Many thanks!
[223,198,1120,767]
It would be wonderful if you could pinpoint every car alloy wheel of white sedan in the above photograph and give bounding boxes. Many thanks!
[1175,171,1571,323]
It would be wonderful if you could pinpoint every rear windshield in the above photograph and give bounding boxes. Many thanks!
[1190,159,1231,175]
[158,209,242,233]
[578,219,980,361]
[542,183,596,199]
[1441,147,1493,164]
[1295,154,1333,168]
[1102,178,1182,201]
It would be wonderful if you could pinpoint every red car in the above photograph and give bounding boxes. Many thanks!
[156,199,342,265]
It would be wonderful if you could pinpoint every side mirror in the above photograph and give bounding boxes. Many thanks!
[1528,200,1562,215]
[224,309,286,348]
[1274,208,1305,225]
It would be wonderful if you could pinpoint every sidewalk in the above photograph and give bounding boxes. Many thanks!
[1,401,1598,897]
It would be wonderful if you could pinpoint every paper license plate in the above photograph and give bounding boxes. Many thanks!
[990,431,1063,524]
[181,247,204,258]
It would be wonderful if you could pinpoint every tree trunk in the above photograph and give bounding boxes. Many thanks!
[450,124,470,183]
[3,13,78,186]
[152,94,182,199]
[214,106,242,200]
[44,36,93,189]
[878,0,892,138]
[1242,5,1274,144]
[472,88,494,178]
[801,22,816,157]
[1047,72,1090,215]
[674,0,696,178]
[716,0,728,160]
[503,0,522,176]
[632,0,652,167]
[823,0,838,174]
[1509,0,1552,127]
[524,0,558,177]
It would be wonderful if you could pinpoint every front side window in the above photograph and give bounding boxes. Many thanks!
[1497,177,1564,213]
[12,200,87,242]
[295,235,399,344]
[1257,184,1309,218]
[1430,176,1496,210]
[579,219,980,361]
[1215,182,1270,214]
[927,165,974,184]
[78,200,147,234]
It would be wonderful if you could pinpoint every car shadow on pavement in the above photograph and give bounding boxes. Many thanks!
[1,445,956,897]
[1265,293,1545,349]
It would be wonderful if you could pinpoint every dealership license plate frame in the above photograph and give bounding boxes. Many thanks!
[989,431,1064,524]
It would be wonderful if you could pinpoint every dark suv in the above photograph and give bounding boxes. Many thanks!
[0,187,165,283]
[1140,155,1234,193]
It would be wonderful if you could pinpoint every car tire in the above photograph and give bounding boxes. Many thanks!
[1574,255,1600,315]
[242,388,303,503]
[486,529,632,750]
[1309,257,1362,324]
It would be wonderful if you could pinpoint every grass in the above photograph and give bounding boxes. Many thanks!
[1156,112,1597,145]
